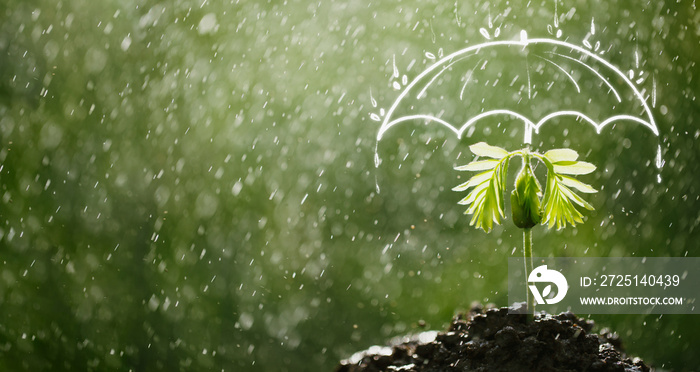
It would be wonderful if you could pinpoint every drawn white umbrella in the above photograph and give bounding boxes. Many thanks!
[374,31,659,163]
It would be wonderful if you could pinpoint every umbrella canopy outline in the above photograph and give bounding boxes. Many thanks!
[374,31,660,163]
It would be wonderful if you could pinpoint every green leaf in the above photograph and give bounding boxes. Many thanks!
[558,184,594,210]
[553,161,596,175]
[469,142,509,159]
[463,176,505,232]
[543,184,585,230]
[541,164,595,230]
[454,145,512,232]
[559,175,597,193]
[458,182,488,205]
[452,170,493,191]
[497,156,509,215]
[454,159,499,171]
[544,148,578,163]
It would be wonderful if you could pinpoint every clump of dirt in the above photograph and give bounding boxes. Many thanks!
[335,305,649,372]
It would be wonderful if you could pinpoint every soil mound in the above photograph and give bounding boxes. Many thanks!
[336,305,649,372]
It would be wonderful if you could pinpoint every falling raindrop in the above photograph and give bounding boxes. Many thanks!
[652,74,657,107]
[655,144,664,183]
[120,35,132,51]
[392,55,399,78]
[655,144,664,169]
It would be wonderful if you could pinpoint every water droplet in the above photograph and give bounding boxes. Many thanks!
[479,28,490,39]
[120,35,132,51]
[197,13,218,35]
[370,88,377,107]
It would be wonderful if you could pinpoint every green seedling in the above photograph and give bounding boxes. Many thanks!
[454,142,597,314]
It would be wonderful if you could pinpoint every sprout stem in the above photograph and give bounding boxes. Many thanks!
[523,227,534,319]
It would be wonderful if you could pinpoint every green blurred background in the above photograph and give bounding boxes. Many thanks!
[0,0,698,370]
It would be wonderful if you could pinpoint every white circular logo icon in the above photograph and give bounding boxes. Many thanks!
[528,265,568,305]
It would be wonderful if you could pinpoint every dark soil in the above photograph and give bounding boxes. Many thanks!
[335,305,650,372]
